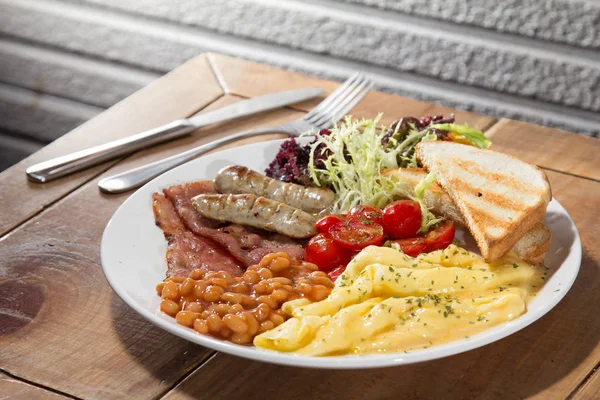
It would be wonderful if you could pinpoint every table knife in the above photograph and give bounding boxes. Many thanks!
[25,88,324,183]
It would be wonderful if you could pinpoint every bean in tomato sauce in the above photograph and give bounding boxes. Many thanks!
[156,252,334,344]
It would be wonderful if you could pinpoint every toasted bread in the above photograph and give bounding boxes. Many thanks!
[382,167,551,265]
[414,142,551,261]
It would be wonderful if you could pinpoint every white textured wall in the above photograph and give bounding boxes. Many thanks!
[0,0,598,169]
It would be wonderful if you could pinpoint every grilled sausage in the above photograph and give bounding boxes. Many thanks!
[191,193,317,239]
[213,165,335,214]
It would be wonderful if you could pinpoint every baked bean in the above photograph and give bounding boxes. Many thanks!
[160,299,180,316]
[208,278,229,289]
[311,285,330,302]
[297,282,312,295]
[270,277,293,285]
[193,318,209,334]
[184,302,204,313]
[193,281,208,298]
[243,270,260,285]
[156,252,334,345]
[230,303,244,314]
[155,282,166,296]
[253,280,270,295]
[223,314,248,333]
[271,289,289,303]
[217,271,234,284]
[221,292,242,304]
[269,313,285,326]
[189,268,205,280]
[259,320,275,333]
[257,268,273,280]
[259,253,277,268]
[179,278,195,296]
[239,294,257,308]
[230,282,250,294]
[203,285,224,302]
[253,303,271,322]
[245,312,259,335]
[257,295,278,309]
[269,256,290,272]
[210,303,232,316]
[207,314,223,333]
[162,281,180,301]
[176,311,199,327]
[230,332,253,344]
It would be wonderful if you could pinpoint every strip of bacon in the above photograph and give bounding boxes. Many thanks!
[161,181,305,268]
[153,192,243,278]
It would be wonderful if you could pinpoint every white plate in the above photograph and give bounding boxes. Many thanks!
[101,139,582,369]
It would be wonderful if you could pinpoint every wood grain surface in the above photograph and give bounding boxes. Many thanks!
[1,53,598,400]
[208,53,496,131]
[0,54,223,237]
[0,372,67,400]
[486,119,600,181]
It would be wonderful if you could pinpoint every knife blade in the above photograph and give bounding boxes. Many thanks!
[25,87,324,183]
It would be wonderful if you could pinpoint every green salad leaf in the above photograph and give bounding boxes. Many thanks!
[307,115,399,212]
[413,171,442,232]
[430,123,491,149]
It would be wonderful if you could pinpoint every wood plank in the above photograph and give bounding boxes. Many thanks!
[486,119,600,181]
[208,53,496,131]
[571,368,600,400]
[0,95,305,400]
[163,170,600,400]
[0,372,67,400]
[0,54,223,237]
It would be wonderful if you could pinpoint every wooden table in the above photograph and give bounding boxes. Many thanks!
[1,53,599,400]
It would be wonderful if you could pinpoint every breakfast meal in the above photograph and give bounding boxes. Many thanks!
[151,113,553,356]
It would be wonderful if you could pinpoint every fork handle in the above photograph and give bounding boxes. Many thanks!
[98,127,284,194]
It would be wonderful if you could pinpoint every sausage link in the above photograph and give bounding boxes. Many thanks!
[192,193,317,238]
[213,165,334,214]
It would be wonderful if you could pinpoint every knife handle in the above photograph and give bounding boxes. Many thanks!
[25,119,196,183]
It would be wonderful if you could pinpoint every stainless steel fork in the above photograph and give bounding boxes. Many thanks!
[98,73,373,194]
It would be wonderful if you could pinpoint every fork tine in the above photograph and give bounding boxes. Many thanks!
[329,81,373,123]
[306,76,367,125]
[304,73,362,120]
[312,79,373,128]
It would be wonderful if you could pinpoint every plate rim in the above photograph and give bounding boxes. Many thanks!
[101,139,582,369]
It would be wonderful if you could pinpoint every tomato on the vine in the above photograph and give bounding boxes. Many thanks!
[424,220,455,251]
[349,205,383,225]
[382,200,422,239]
[329,220,384,251]
[305,233,350,271]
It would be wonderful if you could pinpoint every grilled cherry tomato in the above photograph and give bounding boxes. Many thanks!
[382,200,422,239]
[315,214,347,233]
[349,205,383,225]
[328,265,347,282]
[424,220,455,251]
[393,237,427,257]
[305,233,350,271]
[329,220,384,251]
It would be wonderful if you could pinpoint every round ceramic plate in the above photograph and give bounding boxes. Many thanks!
[101,139,582,369]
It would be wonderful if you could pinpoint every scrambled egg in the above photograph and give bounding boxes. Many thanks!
[254,245,544,355]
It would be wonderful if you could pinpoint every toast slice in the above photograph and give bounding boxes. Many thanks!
[414,142,552,262]
[383,168,551,265]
